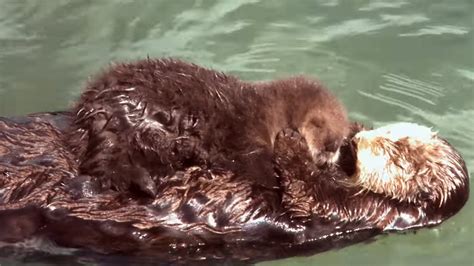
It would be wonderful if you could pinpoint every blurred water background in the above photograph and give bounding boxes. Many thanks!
[0,0,472,265]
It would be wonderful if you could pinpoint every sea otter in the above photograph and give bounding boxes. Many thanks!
[0,58,469,264]
[68,58,350,196]
[0,113,469,264]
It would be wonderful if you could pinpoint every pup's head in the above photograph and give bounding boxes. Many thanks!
[300,105,350,167]
[352,122,469,206]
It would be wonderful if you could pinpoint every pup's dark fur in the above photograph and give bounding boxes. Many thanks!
[67,58,349,195]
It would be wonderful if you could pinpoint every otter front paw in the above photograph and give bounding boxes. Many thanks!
[275,128,308,151]
[273,128,316,223]
[273,128,313,179]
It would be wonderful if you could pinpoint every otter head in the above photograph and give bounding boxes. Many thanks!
[352,122,469,207]
[299,105,350,167]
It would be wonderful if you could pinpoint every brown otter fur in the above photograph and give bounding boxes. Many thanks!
[0,59,470,264]
[67,58,349,196]
[0,113,469,265]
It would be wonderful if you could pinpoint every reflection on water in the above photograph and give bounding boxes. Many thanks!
[0,0,473,265]
[358,73,445,112]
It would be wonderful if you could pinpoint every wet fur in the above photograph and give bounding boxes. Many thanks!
[67,58,349,195]
[0,113,469,264]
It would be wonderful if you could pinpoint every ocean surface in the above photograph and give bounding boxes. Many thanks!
[0,0,472,265]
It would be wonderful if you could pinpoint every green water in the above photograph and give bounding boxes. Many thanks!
[0,0,472,265]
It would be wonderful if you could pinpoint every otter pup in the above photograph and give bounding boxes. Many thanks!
[68,58,349,196]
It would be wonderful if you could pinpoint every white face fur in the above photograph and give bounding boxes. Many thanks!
[352,122,466,205]
[355,122,437,145]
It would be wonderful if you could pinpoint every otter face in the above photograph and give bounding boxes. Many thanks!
[352,122,468,206]
[300,113,350,167]
[301,127,346,167]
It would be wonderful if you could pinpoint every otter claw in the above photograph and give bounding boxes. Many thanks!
[275,128,309,151]
[278,128,303,142]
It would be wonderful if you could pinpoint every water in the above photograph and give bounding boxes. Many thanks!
[0,0,472,265]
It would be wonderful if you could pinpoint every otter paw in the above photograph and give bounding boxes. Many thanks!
[274,128,312,164]
[276,128,304,145]
[273,128,314,182]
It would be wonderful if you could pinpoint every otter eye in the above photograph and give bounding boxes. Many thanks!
[152,111,172,125]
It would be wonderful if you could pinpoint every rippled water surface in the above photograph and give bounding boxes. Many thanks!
[0,0,473,265]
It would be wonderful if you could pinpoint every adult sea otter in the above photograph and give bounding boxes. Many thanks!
[0,59,470,265]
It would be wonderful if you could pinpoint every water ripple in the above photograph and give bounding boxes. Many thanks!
[317,0,339,7]
[457,69,474,81]
[383,74,445,97]
[400,25,469,36]
[359,73,445,112]
[358,90,424,113]
[379,14,429,26]
[359,1,408,11]
[222,43,280,73]
[308,13,429,42]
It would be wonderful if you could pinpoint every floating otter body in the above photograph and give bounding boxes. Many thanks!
[0,59,470,264]
[68,58,349,196]
[0,112,469,264]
